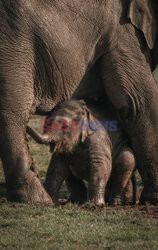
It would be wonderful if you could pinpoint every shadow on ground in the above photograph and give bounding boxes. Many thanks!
[0,183,7,204]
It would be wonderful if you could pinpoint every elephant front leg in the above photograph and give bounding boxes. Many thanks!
[45,154,69,204]
[88,136,112,206]
[88,162,111,207]
[0,115,53,204]
[0,42,53,203]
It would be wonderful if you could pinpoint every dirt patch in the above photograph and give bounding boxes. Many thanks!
[104,205,158,220]
[59,199,158,219]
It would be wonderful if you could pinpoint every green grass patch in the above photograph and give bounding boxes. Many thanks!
[0,203,157,249]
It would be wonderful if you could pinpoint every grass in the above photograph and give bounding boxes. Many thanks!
[0,69,158,249]
[0,203,157,249]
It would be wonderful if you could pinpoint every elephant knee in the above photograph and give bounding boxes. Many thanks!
[115,149,136,174]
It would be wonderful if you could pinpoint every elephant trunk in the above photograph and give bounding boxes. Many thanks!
[26,126,52,144]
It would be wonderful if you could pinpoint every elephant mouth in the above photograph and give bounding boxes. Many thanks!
[50,143,56,153]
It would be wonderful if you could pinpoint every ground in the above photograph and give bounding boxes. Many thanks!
[0,68,157,249]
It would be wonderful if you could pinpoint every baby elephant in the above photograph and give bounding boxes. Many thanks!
[27,100,136,206]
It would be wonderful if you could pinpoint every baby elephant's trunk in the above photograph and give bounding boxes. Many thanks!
[26,126,52,144]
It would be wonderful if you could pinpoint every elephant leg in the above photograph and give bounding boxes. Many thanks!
[45,154,69,204]
[88,159,111,207]
[66,172,87,204]
[124,173,137,205]
[109,148,136,205]
[0,56,52,203]
[0,114,52,203]
[131,172,137,205]
[88,135,112,206]
[101,33,158,204]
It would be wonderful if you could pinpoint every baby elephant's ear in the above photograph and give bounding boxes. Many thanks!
[128,0,157,49]
[81,107,95,143]
[81,130,88,143]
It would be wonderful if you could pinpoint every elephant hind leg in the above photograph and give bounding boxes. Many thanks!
[109,148,136,205]
[124,172,137,205]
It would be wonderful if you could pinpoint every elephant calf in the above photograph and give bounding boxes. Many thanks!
[27,100,136,206]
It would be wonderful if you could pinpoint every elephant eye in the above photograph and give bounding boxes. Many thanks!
[60,121,69,131]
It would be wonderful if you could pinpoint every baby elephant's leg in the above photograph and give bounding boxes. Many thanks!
[124,172,137,205]
[109,148,136,205]
[45,154,69,204]
[88,157,112,207]
[88,136,112,206]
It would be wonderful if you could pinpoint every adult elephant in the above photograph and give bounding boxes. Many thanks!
[0,0,157,204]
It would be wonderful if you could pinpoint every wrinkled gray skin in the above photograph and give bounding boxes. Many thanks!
[27,100,136,206]
[0,0,157,204]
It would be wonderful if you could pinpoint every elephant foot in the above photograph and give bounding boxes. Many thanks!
[124,192,138,205]
[140,188,158,205]
[88,193,105,207]
[124,189,136,205]
[92,200,105,207]
[7,171,53,204]
[82,201,105,210]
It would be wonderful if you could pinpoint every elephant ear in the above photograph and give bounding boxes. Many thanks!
[81,107,95,143]
[128,0,157,49]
